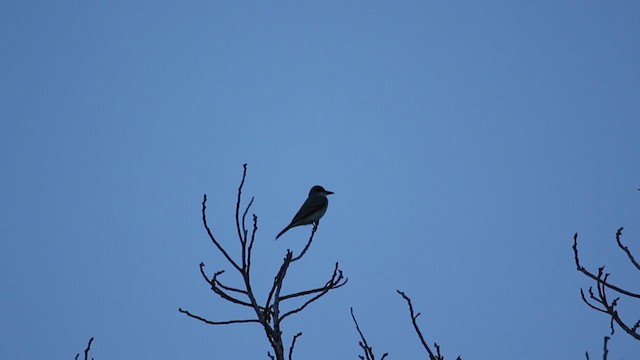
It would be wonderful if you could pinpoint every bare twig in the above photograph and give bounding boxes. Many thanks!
[574,231,640,341]
[179,164,345,360]
[586,336,611,360]
[178,308,260,325]
[614,227,640,271]
[280,268,348,301]
[573,233,640,298]
[201,194,241,272]
[397,290,461,360]
[397,290,438,360]
[280,264,346,322]
[240,196,254,269]
[291,224,318,262]
[580,288,608,314]
[247,214,258,273]
[205,267,247,295]
[351,307,388,360]
[288,332,303,360]
[74,337,94,360]
[235,164,249,244]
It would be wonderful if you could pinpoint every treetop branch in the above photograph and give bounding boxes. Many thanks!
[178,308,260,326]
[201,194,241,272]
[397,290,461,360]
[614,227,640,272]
[573,233,640,298]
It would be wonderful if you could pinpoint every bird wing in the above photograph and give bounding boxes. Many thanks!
[289,195,328,226]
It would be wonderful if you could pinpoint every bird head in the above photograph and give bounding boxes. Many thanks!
[310,185,334,196]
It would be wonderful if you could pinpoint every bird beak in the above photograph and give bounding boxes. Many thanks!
[325,190,334,195]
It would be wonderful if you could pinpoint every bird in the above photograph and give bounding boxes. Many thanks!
[275,185,334,240]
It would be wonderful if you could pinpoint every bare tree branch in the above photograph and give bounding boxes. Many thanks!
[178,308,260,325]
[291,224,318,262]
[397,290,461,360]
[397,290,438,360]
[602,336,610,360]
[201,194,241,272]
[280,264,346,322]
[288,332,303,360]
[580,288,608,314]
[574,230,640,341]
[74,337,94,360]
[205,267,247,295]
[247,214,258,273]
[351,307,388,360]
[179,164,345,360]
[573,233,640,298]
[281,262,348,301]
[235,163,249,244]
[614,227,640,271]
[240,196,254,270]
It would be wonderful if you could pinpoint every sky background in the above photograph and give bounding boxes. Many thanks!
[1,1,639,359]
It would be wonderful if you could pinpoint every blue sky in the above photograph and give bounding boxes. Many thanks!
[1,1,639,359]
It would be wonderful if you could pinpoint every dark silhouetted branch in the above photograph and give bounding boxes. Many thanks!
[179,164,345,360]
[585,336,610,360]
[574,229,640,341]
[288,332,303,360]
[235,163,249,243]
[603,336,610,360]
[614,227,640,271]
[280,264,346,322]
[291,224,317,262]
[397,290,462,360]
[178,308,260,325]
[573,232,640,298]
[351,307,388,360]
[74,337,94,360]
[201,193,241,272]
[580,268,640,340]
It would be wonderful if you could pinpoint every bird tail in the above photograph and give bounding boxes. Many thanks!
[275,225,292,240]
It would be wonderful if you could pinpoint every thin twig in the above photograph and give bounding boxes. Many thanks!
[265,252,293,313]
[241,197,255,245]
[240,197,254,269]
[210,271,248,295]
[202,194,241,272]
[397,290,440,360]
[291,224,318,262]
[75,337,94,360]
[580,288,608,313]
[280,266,346,322]
[351,307,388,360]
[247,214,258,273]
[614,227,640,271]
[575,232,640,340]
[288,332,303,360]
[280,263,347,301]
[178,308,260,325]
[602,336,609,360]
[235,163,248,245]
[573,233,640,298]
[180,164,346,360]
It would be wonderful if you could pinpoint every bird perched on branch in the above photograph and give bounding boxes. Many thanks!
[276,185,334,240]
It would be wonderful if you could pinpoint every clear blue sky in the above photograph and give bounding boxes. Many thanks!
[1,1,639,359]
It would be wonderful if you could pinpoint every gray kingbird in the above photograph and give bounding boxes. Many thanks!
[275,185,334,240]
